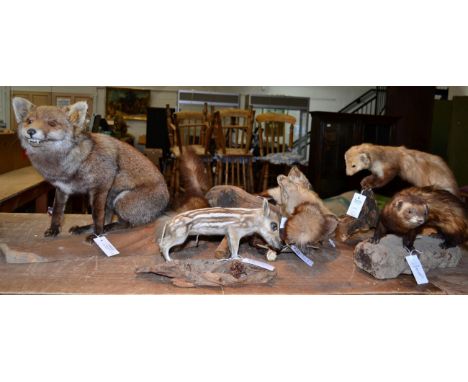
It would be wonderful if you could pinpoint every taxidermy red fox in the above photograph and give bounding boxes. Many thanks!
[12,97,169,240]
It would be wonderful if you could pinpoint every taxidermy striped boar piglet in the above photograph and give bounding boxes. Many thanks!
[159,199,283,261]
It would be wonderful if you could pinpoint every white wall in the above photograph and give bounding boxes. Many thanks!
[448,86,468,99]
[0,85,372,140]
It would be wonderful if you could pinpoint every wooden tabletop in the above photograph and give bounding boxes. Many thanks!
[0,212,467,294]
[0,166,44,203]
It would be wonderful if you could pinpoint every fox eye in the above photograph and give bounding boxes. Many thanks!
[270,222,278,231]
[26,118,32,124]
[352,164,356,168]
[407,209,413,214]
[48,120,57,127]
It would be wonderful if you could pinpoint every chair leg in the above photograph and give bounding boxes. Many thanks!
[262,161,270,192]
[248,159,254,193]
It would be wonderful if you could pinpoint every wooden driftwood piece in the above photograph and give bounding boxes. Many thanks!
[136,259,277,288]
[335,189,379,242]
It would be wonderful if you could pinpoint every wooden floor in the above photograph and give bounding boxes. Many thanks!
[0,213,467,294]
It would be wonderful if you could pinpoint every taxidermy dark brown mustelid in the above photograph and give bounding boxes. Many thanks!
[174,146,211,212]
[12,97,169,240]
[372,186,468,250]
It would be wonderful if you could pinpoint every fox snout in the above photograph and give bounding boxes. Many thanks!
[27,128,37,137]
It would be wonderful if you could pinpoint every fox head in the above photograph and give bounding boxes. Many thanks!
[12,97,88,151]
[344,145,371,175]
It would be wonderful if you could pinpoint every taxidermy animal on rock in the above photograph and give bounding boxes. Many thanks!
[372,186,468,250]
[12,97,169,240]
[344,143,459,196]
[159,199,282,261]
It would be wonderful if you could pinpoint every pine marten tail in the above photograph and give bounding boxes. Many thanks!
[176,146,211,212]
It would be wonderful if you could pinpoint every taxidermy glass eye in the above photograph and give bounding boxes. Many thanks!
[271,222,278,231]
[26,119,32,124]
[48,120,57,127]
[352,164,356,168]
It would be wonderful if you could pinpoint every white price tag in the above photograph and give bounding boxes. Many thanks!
[241,257,275,271]
[346,192,367,218]
[290,245,314,267]
[93,236,120,257]
[280,217,287,229]
[328,238,336,248]
[405,254,428,284]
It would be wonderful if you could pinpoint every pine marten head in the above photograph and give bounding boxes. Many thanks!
[386,195,428,230]
[344,145,371,175]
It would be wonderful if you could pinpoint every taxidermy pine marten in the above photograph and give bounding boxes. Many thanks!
[372,186,468,250]
[345,143,459,197]
[12,97,169,240]
[174,146,211,212]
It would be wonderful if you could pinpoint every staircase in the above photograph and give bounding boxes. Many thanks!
[339,86,387,115]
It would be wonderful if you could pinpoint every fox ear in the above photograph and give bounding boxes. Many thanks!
[277,174,288,186]
[66,101,88,128]
[12,97,35,123]
[262,198,270,216]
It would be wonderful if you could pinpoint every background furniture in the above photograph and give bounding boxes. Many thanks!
[166,103,212,195]
[255,112,297,191]
[213,108,255,192]
[308,112,399,197]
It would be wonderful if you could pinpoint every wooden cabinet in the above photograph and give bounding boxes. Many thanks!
[308,112,399,197]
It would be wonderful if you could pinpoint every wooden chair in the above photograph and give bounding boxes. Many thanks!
[166,103,213,195]
[212,108,255,192]
[256,112,297,191]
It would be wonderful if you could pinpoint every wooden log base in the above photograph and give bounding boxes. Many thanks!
[136,259,277,288]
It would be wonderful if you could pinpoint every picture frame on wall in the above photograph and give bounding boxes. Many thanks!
[105,87,150,121]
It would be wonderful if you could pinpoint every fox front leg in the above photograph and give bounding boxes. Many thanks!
[44,188,69,237]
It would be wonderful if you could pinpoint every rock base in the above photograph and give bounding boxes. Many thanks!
[354,235,464,280]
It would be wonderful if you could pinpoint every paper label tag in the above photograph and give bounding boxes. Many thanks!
[290,245,314,267]
[241,257,275,271]
[280,217,287,229]
[93,236,120,257]
[405,254,428,284]
[346,193,367,218]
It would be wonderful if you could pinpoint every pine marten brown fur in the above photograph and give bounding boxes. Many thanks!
[372,186,468,250]
[345,143,459,197]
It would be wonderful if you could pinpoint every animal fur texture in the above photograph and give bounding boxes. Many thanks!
[261,165,312,203]
[373,186,468,250]
[345,143,459,196]
[159,199,282,261]
[12,97,169,239]
[284,202,338,247]
[275,168,338,246]
[175,146,211,212]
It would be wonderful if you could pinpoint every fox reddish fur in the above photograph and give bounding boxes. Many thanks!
[174,146,211,212]
[372,186,468,250]
[345,143,459,196]
[12,97,169,239]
